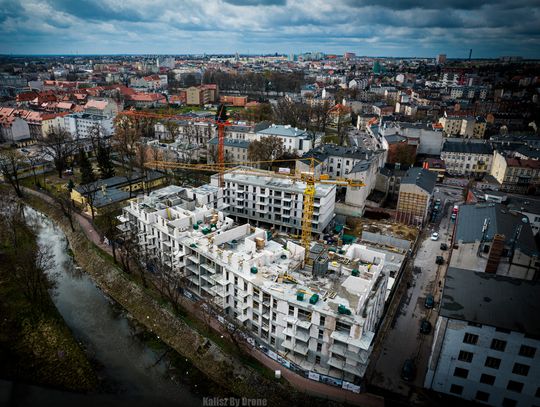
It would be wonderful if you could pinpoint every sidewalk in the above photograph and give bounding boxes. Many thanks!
[22,186,384,407]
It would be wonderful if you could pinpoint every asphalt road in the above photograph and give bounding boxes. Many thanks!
[370,185,462,398]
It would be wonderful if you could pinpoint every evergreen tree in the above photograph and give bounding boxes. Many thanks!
[215,104,227,122]
[97,145,115,179]
[78,149,95,185]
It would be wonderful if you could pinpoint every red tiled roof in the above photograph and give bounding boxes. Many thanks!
[128,93,166,102]
[506,158,540,169]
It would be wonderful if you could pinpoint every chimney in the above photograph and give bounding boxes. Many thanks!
[485,233,505,274]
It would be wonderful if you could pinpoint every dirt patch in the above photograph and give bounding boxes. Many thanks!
[347,217,419,241]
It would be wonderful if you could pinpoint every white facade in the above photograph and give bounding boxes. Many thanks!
[64,113,113,139]
[211,169,336,235]
[440,143,493,176]
[256,124,312,155]
[426,317,540,407]
[0,117,31,143]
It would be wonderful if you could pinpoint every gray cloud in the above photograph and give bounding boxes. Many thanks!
[0,0,539,57]
[223,0,286,5]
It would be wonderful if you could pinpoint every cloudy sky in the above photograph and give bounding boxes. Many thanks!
[1,0,540,57]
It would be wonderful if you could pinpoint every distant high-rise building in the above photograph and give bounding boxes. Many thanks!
[436,54,447,65]
[344,52,356,60]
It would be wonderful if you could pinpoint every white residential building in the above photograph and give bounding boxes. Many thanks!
[118,185,390,385]
[256,124,312,155]
[425,267,540,407]
[440,140,493,177]
[210,168,336,235]
[297,144,386,215]
[64,113,113,139]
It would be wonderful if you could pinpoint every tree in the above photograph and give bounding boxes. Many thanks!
[237,103,273,123]
[58,194,76,232]
[247,136,284,169]
[96,144,115,179]
[0,148,25,197]
[184,73,198,87]
[113,117,140,197]
[86,124,104,154]
[78,180,99,220]
[215,104,227,122]
[26,150,46,187]
[394,143,416,166]
[41,126,76,178]
[0,197,55,313]
[151,257,185,314]
[163,119,180,142]
[78,149,95,185]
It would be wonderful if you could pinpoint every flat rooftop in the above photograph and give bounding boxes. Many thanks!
[441,267,540,336]
[219,168,335,197]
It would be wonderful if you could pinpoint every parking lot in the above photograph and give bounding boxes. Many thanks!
[369,186,461,398]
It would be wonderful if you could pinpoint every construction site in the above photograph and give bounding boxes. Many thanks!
[117,180,407,390]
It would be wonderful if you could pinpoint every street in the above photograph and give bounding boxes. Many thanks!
[369,185,462,398]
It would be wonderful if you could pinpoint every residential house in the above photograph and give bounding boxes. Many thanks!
[186,84,219,106]
[125,93,167,109]
[71,171,167,216]
[441,140,493,177]
[425,267,540,407]
[490,152,540,194]
[256,124,312,155]
[396,167,437,225]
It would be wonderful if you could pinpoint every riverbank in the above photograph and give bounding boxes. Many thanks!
[19,188,317,406]
[0,198,97,392]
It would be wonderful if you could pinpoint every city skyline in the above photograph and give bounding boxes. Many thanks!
[1,0,540,58]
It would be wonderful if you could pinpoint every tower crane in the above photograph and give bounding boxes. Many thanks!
[117,107,231,187]
[115,109,364,261]
[143,157,365,262]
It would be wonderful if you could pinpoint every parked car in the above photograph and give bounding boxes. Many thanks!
[420,319,432,334]
[440,243,448,250]
[401,359,416,381]
[436,256,444,265]
[430,232,439,241]
[425,294,435,309]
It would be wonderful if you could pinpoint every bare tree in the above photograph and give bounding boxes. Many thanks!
[58,194,76,232]
[26,150,47,187]
[163,119,180,143]
[87,123,104,155]
[247,136,284,169]
[78,181,99,220]
[40,126,76,178]
[151,257,186,314]
[0,148,25,197]
[0,197,55,313]
[113,117,140,197]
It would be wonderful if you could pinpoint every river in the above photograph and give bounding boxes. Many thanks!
[11,208,205,406]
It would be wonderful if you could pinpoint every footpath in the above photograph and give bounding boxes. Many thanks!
[22,186,384,407]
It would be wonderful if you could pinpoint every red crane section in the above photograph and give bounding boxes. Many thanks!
[117,109,231,187]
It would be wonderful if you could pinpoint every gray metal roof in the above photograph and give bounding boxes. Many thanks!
[441,267,540,336]
[401,167,437,193]
[258,124,308,138]
[92,188,131,208]
[208,137,249,149]
[301,144,372,164]
[442,141,493,155]
[455,203,538,255]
